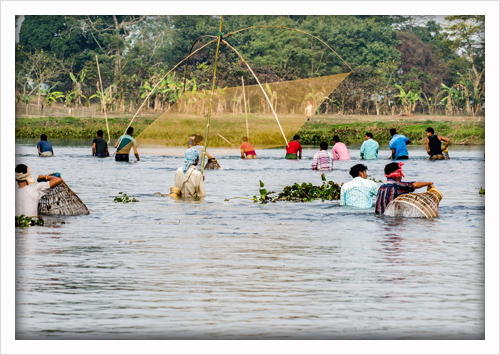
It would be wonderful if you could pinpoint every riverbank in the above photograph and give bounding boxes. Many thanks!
[15,114,485,145]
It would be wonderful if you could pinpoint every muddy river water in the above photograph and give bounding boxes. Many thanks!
[15,140,485,340]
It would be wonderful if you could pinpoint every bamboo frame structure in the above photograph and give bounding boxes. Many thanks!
[200,16,224,175]
[95,56,111,143]
[241,76,249,139]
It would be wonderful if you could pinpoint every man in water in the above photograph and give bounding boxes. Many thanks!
[285,135,302,159]
[305,100,313,121]
[240,136,257,159]
[389,128,411,160]
[15,164,63,217]
[375,162,434,215]
[311,142,332,171]
[92,130,109,157]
[192,134,214,166]
[340,164,379,208]
[332,135,350,160]
[115,127,140,162]
[37,134,54,157]
[174,147,206,198]
[360,132,379,160]
[425,127,450,160]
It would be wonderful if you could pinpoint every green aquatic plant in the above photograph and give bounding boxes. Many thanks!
[249,174,342,204]
[114,192,139,203]
[479,187,485,195]
[15,215,44,227]
[368,176,383,183]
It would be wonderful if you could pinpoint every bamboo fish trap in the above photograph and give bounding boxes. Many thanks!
[384,188,443,218]
[38,181,89,216]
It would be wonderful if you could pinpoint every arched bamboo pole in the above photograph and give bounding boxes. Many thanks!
[112,37,218,156]
[181,35,217,95]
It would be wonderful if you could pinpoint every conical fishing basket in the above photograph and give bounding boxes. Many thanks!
[38,181,89,216]
[384,188,442,218]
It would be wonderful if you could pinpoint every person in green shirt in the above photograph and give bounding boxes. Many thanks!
[360,132,379,160]
[92,130,109,157]
[115,127,140,162]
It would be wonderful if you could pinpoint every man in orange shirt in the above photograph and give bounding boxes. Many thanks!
[240,137,257,159]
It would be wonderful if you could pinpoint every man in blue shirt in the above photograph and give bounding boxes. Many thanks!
[37,134,54,157]
[360,132,379,160]
[389,128,411,160]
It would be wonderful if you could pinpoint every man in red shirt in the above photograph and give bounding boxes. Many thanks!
[285,135,302,159]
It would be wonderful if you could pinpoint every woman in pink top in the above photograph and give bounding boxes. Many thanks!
[332,135,351,160]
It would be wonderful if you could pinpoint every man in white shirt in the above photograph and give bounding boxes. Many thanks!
[174,148,206,198]
[340,164,379,209]
[15,164,63,217]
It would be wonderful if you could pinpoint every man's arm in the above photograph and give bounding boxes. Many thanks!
[37,175,63,188]
[360,142,365,159]
[92,142,96,156]
[133,146,140,161]
[38,146,41,156]
[390,148,395,159]
[405,137,412,145]
[412,181,433,189]
[439,136,450,150]
[298,146,302,159]
[240,150,245,159]
[426,138,430,155]
[106,148,110,157]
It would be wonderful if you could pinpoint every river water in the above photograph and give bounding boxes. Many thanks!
[15,140,485,340]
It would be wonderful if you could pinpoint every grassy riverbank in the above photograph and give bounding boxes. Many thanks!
[15,114,485,145]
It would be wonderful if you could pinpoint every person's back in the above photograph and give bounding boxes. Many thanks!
[312,142,332,171]
[93,130,109,157]
[340,164,379,208]
[37,134,53,157]
[240,137,257,159]
[332,135,350,160]
[286,135,302,159]
[174,147,206,198]
[16,182,50,217]
[389,129,410,159]
[115,127,139,161]
[360,133,378,160]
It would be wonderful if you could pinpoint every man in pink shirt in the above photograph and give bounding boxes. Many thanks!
[332,135,351,160]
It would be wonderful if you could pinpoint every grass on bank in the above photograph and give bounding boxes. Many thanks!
[15,116,485,146]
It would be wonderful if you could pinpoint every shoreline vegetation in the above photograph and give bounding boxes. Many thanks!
[15,114,485,146]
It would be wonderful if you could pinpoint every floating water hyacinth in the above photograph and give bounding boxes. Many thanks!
[114,192,139,203]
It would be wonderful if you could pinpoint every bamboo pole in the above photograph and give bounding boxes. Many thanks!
[95,56,111,143]
[111,38,218,156]
[200,16,224,175]
[241,76,249,139]
[223,40,288,147]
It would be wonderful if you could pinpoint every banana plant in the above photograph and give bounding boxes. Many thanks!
[89,84,117,112]
[438,83,459,116]
[40,83,64,106]
[69,69,87,107]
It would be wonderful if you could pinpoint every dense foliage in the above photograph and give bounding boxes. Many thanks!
[16,15,484,116]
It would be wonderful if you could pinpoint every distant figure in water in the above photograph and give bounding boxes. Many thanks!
[311,142,332,171]
[425,127,450,160]
[115,127,140,162]
[37,134,54,157]
[340,164,379,208]
[240,137,257,159]
[187,134,197,148]
[360,132,379,160]
[192,134,214,166]
[174,148,206,198]
[92,130,109,157]
[15,164,63,217]
[389,128,411,160]
[305,100,313,121]
[285,135,302,159]
[332,135,350,160]
[375,162,434,215]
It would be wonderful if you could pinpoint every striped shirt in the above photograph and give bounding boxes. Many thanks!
[116,134,137,154]
[375,179,415,215]
[311,150,332,171]
[360,138,379,160]
[340,177,379,209]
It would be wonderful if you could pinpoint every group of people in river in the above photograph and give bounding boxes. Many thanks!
[16,126,449,218]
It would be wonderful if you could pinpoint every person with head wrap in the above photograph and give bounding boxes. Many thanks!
[375,162,434,215]
[174,148,206,198]
[15,164,63,217]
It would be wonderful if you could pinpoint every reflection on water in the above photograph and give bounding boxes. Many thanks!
[15,141,485,339]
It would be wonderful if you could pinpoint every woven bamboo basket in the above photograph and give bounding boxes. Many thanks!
[384,188,443,218]
[38,181,89,216]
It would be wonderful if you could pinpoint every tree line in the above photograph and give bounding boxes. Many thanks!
[15,15,485,116]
